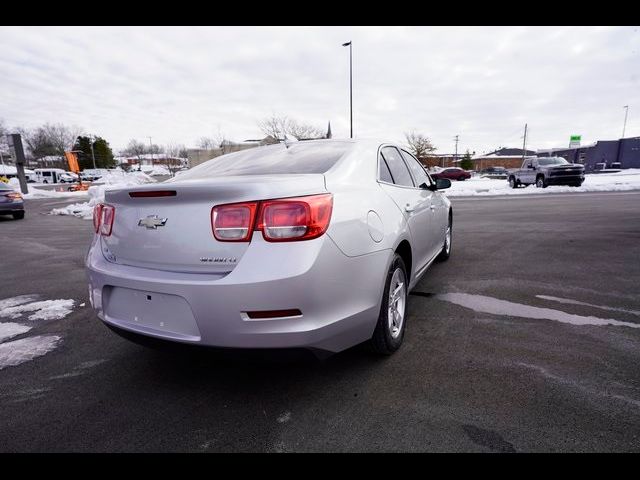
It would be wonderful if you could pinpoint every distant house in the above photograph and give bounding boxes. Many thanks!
[471,148,537,170]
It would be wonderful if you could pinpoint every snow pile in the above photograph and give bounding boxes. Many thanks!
[0,335,62,370]
[91,170,156,185]
[445,169,640,197]
[50,171,157,219]
[50,202,94,219]
[22,187,90,200]
[0,299,75,321]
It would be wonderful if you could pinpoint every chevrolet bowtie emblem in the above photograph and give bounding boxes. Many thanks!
[138,215,168,229]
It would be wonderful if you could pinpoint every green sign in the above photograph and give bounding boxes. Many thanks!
[570,135,581,142]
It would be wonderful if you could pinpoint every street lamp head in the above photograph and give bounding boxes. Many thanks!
[342,41,351,47]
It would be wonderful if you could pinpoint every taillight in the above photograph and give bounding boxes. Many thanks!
[93,204,103,233]
[93,203,115,236]
[211,194,333,243]
[100,205,115,236]
[5,192,22,200]
[211,202,258,242]
[258,194,333,242]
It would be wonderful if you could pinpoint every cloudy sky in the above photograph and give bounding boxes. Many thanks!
[1,26,639,154]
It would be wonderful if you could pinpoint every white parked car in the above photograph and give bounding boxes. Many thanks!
[87,139,453,357]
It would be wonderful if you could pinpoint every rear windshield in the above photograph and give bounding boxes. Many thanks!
[175,141,353,179]
[0,183,12,190]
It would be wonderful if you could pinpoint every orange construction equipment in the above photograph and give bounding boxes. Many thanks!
[64,151,90,191]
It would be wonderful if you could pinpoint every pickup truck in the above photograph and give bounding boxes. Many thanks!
[508,157,585,188]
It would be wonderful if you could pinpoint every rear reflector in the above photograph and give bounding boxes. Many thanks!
[211,202,258,242]
[129,190,177,198]
[245,309,302,319]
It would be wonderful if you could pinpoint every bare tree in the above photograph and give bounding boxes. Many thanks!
[122,139,147,165]
[197,137,217,150]
[42,123,83,156]
[257,114,324,141]
[164,142,188,176]
[404,131,436,161]
[287,119,324,140]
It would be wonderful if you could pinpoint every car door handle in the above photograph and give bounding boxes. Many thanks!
[429,205,436,211]
[405,204,415,213]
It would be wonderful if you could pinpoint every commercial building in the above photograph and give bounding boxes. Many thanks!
[536,137,640,172]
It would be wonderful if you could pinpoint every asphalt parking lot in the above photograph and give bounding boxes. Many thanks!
[1,191,640,452]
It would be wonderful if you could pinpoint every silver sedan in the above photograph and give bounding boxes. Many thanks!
[86,139,453,356]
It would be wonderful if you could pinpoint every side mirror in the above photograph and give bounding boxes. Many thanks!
[527,164,534,169]
[419,182,430,190]
[435,178,451,190]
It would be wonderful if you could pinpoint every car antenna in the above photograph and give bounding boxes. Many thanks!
[283,134,298,149]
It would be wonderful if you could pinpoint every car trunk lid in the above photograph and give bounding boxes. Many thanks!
[100,174,327,274]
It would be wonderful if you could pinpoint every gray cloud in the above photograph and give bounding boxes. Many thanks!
[1,26,638,153]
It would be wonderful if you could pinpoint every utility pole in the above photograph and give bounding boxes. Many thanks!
[522,123,528,164]
[147,136,153,164]
[452,135,459,168]
[342,41,353,138]
[622,105,629,138]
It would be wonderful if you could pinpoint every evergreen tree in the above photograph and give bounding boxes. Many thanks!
[73,135,116,169]
[460,150,474,171]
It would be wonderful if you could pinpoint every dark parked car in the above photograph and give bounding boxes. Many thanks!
[431,167,471,181]
[0,183,25,220]
[508,157,584,188]
[480,166,509,178]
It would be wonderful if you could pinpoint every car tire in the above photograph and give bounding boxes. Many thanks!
[370,254,408,355]
[12,211,24,220]
[458,176,466,181]
[536,176,547,188]
[437,213,452,262]
[508,176,518,189]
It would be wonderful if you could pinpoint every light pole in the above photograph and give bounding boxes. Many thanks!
[342,41,353,138]
[622,105,629,138]
[89,135,97,169]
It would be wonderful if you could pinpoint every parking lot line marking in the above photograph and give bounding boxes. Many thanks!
[436,293,640,329]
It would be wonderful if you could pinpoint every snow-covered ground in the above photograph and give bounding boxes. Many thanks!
[445,169,640,196]
[0,294,78,370]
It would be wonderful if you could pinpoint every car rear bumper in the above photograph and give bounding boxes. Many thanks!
[86,235,390,353]
[0,204,24,214]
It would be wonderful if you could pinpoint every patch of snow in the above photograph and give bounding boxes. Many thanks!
[0,295,40,311]
[0,322,32,343]
[0,299,75,321]
[79,302,86,307]
[437,293,640,329]
[51,202,94,220]
[0,335,61,370]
